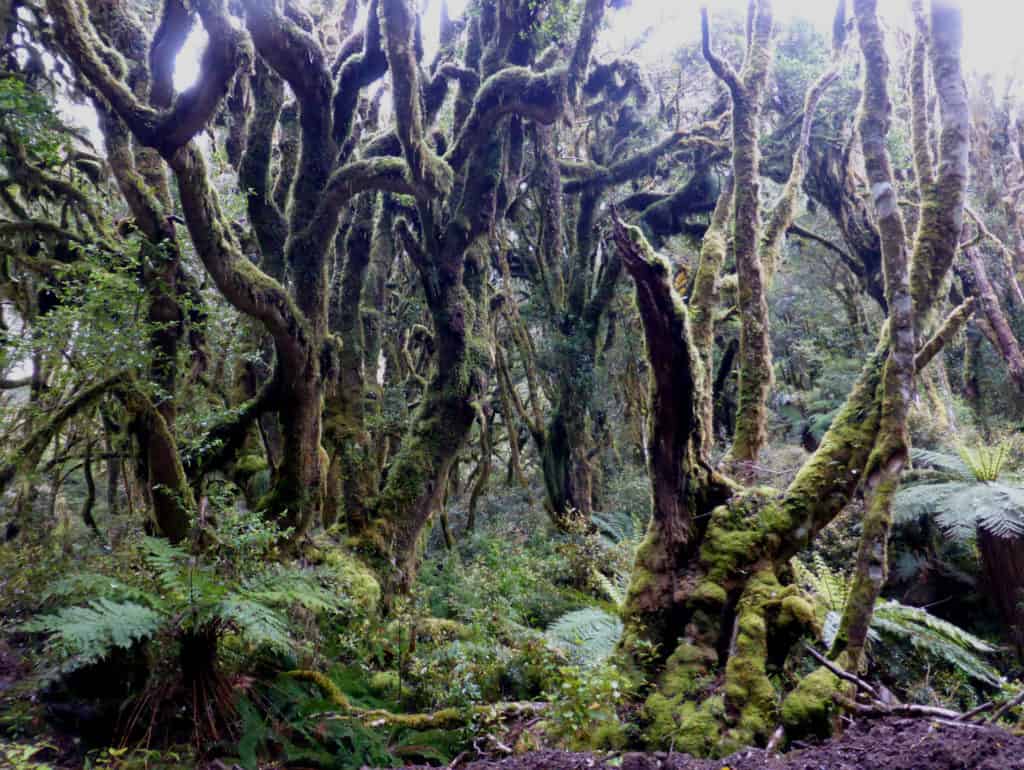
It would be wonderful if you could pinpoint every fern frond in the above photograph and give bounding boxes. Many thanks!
[892,481,972,529]
[545,608,623,668]
[42,572,158,607]
[22,599,164,670]
[216,598,292,651]
[591,569,627,607]
[910,449,972,479]
[872,600,1000,686]
[966,483,1024,538]
[240,566,346,615]
[591,510,637,546]
[141,536,191,598]
[959,441,1015,482]
[790,556,848,613]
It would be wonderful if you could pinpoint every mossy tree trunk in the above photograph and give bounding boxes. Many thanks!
[353,0,612,597]
[701,2,837,464]
[614,0,968,755]
[702,1,775,466]
[831,0,917,670]
[515,73,719,525]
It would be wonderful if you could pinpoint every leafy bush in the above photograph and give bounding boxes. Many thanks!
[544,663,634,750]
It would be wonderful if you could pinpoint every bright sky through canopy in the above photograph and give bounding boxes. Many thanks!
[169,0,1024,93]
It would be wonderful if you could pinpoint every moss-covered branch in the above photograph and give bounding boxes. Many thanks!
[149,0,193,108]
[961,247,1024,392]
[45,0,250,158]
[909,0,935,191]
[445,66,568,172]
[379,0,452,197]
[238,57,288,278]
[915,297,975,371]
[561,122,725,195]
[285,669,545,729]
[761,65,839,284]
[691,173,733,446]
[705,0,774,464]
[0,374,123,494]
[333,0,388,149]
[908,0,970,324]
[568,0,605,105]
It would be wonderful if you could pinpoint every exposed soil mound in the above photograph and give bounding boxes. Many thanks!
[381,718,1024,770]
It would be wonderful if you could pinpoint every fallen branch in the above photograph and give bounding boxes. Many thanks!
[987,689,1024,724]
[834,695,962,721]
[806,644,1007,727]
[804,644,879,700]
[957,700,994,721]
[284,669,546,730]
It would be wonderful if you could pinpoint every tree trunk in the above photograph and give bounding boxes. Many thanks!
[978,528,1024,658]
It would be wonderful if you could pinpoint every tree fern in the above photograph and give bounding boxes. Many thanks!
[872,600,1001,686]
[894,480,1024,539]
[22,598,164,670]
[910,448,973,478]
[792,557,1000,687]
[545,608,623,668]
[24,536,354,674]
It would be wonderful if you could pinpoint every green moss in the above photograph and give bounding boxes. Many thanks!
[779,594,817,629]
[369,671,400,696]
[323,548,381,614]
[644,694,725,756]
[780,664,840,740]
[722,570,778,747]
[690,579,728,606]
[661,641,716,698]
[234,454,268,476]
[641,638,720,751]
[285,669,351,708]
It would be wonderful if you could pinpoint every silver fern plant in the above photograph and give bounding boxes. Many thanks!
[545,607,623,669]
[24,536,346,672]
[894,444,1024,540]
[791,556,1001,686]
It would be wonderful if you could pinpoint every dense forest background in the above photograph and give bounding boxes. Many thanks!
[4,0,1024,767]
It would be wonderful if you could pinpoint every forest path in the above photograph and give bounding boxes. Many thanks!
[379,718,1024,770]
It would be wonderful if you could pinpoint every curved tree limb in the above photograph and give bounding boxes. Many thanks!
[445,66,568,172]
[44,0,250,158]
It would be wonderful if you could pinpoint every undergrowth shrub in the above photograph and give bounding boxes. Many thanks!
[18,510,369,749]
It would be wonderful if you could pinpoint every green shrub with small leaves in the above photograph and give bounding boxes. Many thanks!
[544,663,634,750]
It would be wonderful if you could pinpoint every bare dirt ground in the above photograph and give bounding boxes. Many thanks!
[380,717,1024,770]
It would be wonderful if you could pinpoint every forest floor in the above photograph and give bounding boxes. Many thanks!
[384,718,1024,770]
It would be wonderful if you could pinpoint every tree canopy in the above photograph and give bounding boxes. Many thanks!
[5,0,1024,768]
